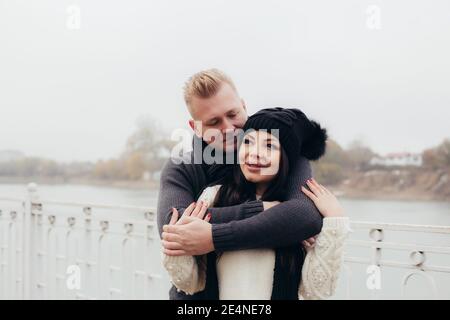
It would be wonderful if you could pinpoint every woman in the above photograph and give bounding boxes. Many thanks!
[163,108,351,300]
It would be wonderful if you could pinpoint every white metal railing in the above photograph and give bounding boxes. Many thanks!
[340,221,450,299]
[1,183,450,299]
[0,183,169,300]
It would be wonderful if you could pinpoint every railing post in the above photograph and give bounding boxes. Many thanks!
[369,228,383,300]
[83,207,92,299]
[23,183,39,299]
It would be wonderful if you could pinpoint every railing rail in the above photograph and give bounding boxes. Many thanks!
[341,219,450,299]
[1,183,450,299]
[350,221,450,234]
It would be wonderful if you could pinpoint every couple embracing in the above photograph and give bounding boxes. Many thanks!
[157,69,350,300]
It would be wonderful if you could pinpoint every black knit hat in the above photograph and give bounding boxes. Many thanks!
[242,107,327,161]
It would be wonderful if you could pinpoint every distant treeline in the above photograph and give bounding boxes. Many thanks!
[0,117,175,181]
[422,139,450,169]
[1,116,449,184]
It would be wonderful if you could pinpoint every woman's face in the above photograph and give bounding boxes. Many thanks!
[238,130,281,185]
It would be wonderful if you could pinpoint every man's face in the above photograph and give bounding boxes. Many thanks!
[189,83,248,152]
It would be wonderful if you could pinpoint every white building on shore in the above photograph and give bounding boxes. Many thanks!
[370,152,423,167]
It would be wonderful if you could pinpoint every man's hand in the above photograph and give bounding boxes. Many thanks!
[162,205,214,256]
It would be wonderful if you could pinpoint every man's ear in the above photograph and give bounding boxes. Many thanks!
[241,99,247,112]
[188,119,195,131]
[189,119,202,138]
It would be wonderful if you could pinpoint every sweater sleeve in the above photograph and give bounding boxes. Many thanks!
[212,156,324,251]
[299,217,351,300]
[160,185,224,296]
[162,254,206,295]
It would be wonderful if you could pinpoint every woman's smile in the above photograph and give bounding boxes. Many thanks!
[245,161,271,172]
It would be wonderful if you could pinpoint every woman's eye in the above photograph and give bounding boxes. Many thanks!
[243,138,250,144]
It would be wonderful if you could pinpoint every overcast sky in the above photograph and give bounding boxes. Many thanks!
[1,0,449,162]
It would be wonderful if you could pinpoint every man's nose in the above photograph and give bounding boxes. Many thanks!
[221,117,236,130]
[220,119,235,136]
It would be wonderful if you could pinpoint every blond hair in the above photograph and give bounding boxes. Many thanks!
[183,68,237,107]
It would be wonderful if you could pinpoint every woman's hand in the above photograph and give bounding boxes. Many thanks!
[169,201,212,226]
[301,178,344,218]
[302,235,318,252]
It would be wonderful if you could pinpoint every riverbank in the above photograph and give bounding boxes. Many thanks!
[332,168,450,202]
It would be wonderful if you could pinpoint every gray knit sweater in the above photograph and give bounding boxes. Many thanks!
[157,147,323,300]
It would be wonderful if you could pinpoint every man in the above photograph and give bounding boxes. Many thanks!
[157,69,323,299]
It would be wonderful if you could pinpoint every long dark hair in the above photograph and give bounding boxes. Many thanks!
[212,144,304,299]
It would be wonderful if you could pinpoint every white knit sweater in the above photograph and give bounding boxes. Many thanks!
[163,185,351,300]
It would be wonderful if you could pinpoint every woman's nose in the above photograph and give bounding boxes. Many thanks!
[248,145,260,158]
